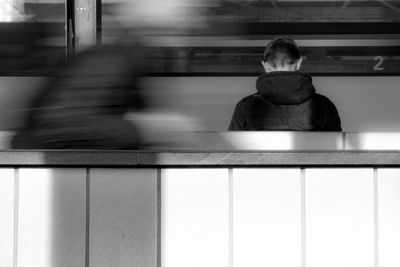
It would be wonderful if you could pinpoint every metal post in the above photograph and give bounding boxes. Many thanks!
[66,0,98,55]
[66,0,76,58]
[74,0,97,52]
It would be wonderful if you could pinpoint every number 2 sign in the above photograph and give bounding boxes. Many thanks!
[373,56,384,71]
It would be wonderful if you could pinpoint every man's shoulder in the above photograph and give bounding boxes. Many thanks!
[235,93,269,111]
[312,93,340,117]
[312,93,336,106]
[236,93,265,106]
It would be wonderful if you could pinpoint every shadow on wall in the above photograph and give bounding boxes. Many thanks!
[16,169,85,266]
[16,167,158,267]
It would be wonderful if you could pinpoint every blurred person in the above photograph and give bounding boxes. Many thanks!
[12,0,201,149]
[12,37,149,149]
[228,37,341,131]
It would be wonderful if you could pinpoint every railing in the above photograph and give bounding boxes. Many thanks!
[1,132,400,267]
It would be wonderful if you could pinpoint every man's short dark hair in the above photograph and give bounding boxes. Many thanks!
[263,38,300,68]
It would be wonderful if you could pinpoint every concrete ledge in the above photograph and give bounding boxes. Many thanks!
[2,150,400,167]
[345,132,400,150]
[139,151,400,166]
[157,132,343,151]
[0,131,344,151]
[6,132,400,151]
[2,132,400,166]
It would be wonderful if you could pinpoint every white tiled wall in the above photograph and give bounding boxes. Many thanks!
[18,168,86,267]
[0,169,14,267]
[17,169,86,267]
[233,169,302,267]
[161,169,229,267]
[305,169,374,267]
[1,166,400,267]
[378,169,400,267]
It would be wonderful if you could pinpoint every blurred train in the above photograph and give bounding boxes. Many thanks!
[1,0,400,139]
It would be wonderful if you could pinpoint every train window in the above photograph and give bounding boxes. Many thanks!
[3,0,396,75]
[208,0,400,23]
[148,38,400,76]
[139,0,400,76]
[0,0,66,76]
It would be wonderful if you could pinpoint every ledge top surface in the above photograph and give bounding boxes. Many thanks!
[1,150,400,166]
[2,132,400,166]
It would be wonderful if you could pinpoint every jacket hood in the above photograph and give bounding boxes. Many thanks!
[256,72,315,105]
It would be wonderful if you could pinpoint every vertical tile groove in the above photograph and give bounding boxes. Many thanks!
[301,168,306,267]
[228,168,233,267]
[342,132,346,150]
[13,168,19,267]
[85,168,90,267]
[157,168,162,267]
[374,168,379,267]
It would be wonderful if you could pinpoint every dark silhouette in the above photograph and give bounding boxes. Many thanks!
[12,36,149,149]
[229,38,341,131]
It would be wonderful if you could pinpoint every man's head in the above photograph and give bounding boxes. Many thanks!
[262,38,302,72]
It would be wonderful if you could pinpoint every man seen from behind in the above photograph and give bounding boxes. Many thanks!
[228,37,342,131]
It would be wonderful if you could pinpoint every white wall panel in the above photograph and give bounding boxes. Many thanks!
[0,169,14,267]
[161,169,229,267]
[18,168,86,267]
[378,169,400,267]
[233,168,302,267]
[90,169,157,267]
[305,168,374,267]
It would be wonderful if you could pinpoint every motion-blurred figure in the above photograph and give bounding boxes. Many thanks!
[229,37,342,131]
[12,0,202,149]
[12,37,149,149]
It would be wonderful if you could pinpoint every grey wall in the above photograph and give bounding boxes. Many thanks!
[0,77,45,130]
[1,76,400,132]
[143,76,400,132]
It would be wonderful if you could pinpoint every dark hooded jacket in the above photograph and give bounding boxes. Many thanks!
[228,72,341,131]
